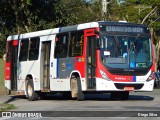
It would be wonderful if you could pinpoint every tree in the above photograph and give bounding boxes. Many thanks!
[0,0,159,60]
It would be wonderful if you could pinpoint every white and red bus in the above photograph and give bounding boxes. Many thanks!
[4,21,155,101]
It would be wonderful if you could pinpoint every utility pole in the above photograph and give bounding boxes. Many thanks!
[102,0,112,21]
[134,0,151,23]
[142,6,158,24]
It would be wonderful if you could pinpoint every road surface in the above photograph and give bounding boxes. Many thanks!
[0,89,160,120]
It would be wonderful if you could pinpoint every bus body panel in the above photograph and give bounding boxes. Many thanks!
[17,61,40,91]
[50,58,75,91]
[96,78,154,91]
[50,78,71,91]
[5,80,11,90]
[7,28,60,41]
[77,22,99,30]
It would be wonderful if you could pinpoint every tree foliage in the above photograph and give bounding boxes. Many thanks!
[0,0,160,58]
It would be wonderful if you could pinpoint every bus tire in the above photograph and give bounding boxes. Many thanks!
[71,75,84,101]
[26,80,39,101]
[77,77,84,101]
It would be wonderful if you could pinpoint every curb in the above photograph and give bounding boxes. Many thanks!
[0,95,12,104]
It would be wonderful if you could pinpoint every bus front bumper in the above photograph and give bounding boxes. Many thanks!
[96,78,154,92]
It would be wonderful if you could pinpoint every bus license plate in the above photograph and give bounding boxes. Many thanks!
[124,87,134,91]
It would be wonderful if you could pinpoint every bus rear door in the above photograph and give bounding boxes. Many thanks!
[40,40,51,90]
[5,40,18,90]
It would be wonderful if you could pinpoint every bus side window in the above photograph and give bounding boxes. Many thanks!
[54,33,69,58]
[19,39,29,61]
[29,37,40,60]
[69,31,84,57]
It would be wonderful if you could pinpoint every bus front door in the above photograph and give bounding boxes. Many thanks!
[86,36,96,89]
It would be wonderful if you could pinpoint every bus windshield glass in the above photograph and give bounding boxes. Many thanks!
[100,35,152,69]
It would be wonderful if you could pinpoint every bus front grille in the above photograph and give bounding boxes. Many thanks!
[114,83,144,90]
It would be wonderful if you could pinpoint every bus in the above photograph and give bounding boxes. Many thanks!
[4,21,155,101]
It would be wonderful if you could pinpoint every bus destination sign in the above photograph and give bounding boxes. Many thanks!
[103,25,147,33]
[106,26,143,33]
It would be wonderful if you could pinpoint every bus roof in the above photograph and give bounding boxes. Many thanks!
[7,21,148,41]
[7,22,99,41]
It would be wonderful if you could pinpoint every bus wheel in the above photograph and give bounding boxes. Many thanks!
[71,76,84,101]
[111,91,129,100]
[26,80,39,101]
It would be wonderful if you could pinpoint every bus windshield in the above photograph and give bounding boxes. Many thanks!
[100,35,152,69]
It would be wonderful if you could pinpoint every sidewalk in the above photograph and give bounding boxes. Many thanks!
[0,86,6,96]
[0,87,17,104]
[0,95,13,104]
[0,95,17,111]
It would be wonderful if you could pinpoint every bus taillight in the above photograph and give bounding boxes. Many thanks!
[5,62,11,80]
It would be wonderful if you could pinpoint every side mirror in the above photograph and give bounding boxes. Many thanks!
[94,30,100,35]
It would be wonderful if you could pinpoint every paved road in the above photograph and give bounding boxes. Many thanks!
[0,89,160,120]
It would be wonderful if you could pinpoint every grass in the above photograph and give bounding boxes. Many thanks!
[0,58,4,87]
[0,58,5,96]
[0,103,16,111]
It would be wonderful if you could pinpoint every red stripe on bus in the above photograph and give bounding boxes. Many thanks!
[5,62,11,80]
[75,57,85,78]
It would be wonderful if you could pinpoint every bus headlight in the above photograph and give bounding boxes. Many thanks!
[146,72,154,82]
[99,70,110,81]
